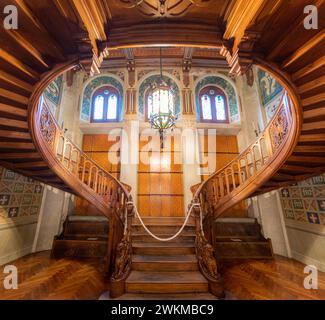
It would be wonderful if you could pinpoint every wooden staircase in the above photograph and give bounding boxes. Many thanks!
[115,217,218,300]
[0,1,324,300]
[52,215,109,259]
[213,218,273,262]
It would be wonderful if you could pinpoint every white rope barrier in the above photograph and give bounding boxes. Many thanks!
[129,202,199,242]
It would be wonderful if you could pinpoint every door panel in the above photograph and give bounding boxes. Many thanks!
[138,133,184,217]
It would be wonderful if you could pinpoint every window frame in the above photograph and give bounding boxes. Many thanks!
[198,86,229,124]
[90,86,120,123]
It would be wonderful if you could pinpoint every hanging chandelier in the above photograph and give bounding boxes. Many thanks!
[149,48,176,148]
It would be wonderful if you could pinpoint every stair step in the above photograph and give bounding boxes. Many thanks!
[133,216,195,226]
[126,271,208,294]
[61,235,108,241]
[132,225,195,235]
[52,239,107,258]
[132,242,195,255]
[132,254,198,271]
[132,233,195,242]
[113,293,218,300]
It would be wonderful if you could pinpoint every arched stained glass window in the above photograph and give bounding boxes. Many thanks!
[201,95,212,120]
[199,86,229,123]
[145,87,175,121]
[93,95,104,120]
[91,86,120,122]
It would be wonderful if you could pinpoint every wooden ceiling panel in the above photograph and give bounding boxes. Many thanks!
[259,0,324,61]
[21,0,84,55]
[106,0,232,27]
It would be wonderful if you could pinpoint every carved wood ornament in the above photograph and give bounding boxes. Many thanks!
[114,0,215,18]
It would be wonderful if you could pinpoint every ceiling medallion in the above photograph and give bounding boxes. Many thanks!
[114,0,214,18]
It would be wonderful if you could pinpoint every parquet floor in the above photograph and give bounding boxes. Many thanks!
[222,256,325,300]
[0,252,324,300]
[0,251,108,300]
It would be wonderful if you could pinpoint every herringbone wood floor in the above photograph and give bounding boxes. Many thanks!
[222,256,325,300]
[0,251,108,300]
[0,252,324,300]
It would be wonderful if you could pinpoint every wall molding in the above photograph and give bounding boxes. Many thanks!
[291,250,325,273]
[0,245,33,266]
[285,220,325,237]
[0,218,38,232]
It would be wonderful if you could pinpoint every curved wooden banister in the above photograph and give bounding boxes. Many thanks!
[28,61,134,286]
[35,95,131,219]
[192,88,300,219]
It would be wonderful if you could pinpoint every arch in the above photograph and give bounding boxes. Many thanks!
[81,75,124,122]
[91,86,120,122]
[194,75,239,123]
[138,73,181,118]
[198,86,229,123]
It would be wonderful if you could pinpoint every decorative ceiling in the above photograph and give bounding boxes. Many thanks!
[112,0,219,18]
[108,0,231,26]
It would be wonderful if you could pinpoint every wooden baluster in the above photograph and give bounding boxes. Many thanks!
[61,137,67,164]
[88,165,93,187]
[257,139,264,166]
[219,175,224,197]
[245,154,249,178]
[81,160,87,184]
[231,166,236,190]
[225,171,230,194]
[94,168,99,192]
[75,151,80,177]
[237,160,243,184]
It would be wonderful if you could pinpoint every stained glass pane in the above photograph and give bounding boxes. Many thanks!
[107,94,118,120]
[93,95,104,120]
[215,95,226,120]
[201,95,212,120]
[148,89,174,119]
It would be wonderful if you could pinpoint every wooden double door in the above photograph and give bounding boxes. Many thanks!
[137,133,184,217]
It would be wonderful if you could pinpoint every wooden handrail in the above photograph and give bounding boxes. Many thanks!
[192,89,299,219]
[36,95,132,215]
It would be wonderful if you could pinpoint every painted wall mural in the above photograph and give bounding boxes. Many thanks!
[81,75,124,122]
[280,174,325,226]
[257,69,284,121]
[194,76,239,123]
[138,75,181,116]
[44,75,63,105]
[0,166,44,220]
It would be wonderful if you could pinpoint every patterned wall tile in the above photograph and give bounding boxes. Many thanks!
[0,167,43,220]
[317,200,325,212]
[307,212,320,224]
[280,173,325,226]
[284,210,295,219]
[295,211,308,223]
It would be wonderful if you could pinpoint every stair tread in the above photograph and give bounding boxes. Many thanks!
[113,293,218,300]
[127,271,207,284]
[133,254,197,263]
[132,242,194,247]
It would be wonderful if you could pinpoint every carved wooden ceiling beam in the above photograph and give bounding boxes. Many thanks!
[104,23,223,49]
[113,0,215,18]
[70,0,111,75]
[221,0,283,76]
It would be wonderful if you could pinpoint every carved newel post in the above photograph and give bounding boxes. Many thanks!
[192,200,225,299]
[110,201,135,298]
